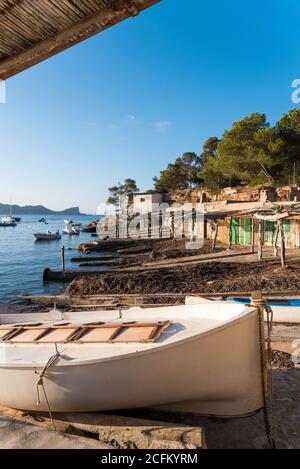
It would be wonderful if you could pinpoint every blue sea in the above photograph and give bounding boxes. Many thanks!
[0,214,102,304]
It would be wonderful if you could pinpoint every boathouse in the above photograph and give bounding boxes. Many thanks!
[216,209,300,249]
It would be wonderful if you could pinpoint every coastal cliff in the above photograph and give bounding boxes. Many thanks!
[0,204,83,216]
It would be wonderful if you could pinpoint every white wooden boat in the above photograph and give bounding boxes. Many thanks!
[185,295,300,324]
[34,232,61,241]
[63,220,80,236]
[0,303,266,416]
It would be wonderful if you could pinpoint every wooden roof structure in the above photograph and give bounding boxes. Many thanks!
[0,0,161,80]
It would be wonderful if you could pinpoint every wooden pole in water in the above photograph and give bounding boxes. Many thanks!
[61,245,65,272]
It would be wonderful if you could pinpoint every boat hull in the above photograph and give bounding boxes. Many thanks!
[34,234,61,241]
[0,309,263,416]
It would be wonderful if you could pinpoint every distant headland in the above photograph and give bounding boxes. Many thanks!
[0,204,85,216]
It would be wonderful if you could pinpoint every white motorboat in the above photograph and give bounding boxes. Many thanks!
[34,232,61,241]
[185,295,300,324]
[0,215,17,227]
[63,220,80,236]
[0,303,266,416]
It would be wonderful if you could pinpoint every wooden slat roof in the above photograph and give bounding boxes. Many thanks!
[0,0,161,79]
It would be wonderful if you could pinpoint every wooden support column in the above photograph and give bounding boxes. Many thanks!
[273,221,279,257]
[159,211,163,239]
[170,211,175,240]
[258,220,263,260]
[228,217,233,250]
[116,213,120,239]
[181,210,185,239]
[279,219,286,267]
[212,220,219,251]
[251,217,256,253]
[148,212,152,238]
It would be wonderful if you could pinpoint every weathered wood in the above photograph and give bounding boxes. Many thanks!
[71,255,117,263]
[258,220,263,260]
[117,246,153,254]
[61,245,65,272]
[273,221,280,257]
[279,220,286,268]
[228,217,233,250]
[79,261,141,268]
[251,218,255,253]
[43,268,112,282]
[0,0,162,80]
[211,220,219,251]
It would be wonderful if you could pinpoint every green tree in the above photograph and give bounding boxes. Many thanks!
[201,136,220,163]
[216,112,272,184]
[106,179,139,205]
[153,153,202,192]
[274,109,300,183]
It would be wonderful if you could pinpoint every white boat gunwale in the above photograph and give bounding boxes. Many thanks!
[0,304,258,368]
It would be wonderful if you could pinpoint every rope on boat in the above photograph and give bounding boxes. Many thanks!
[35,344,64,432]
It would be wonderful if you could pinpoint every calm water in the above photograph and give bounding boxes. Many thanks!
[0,214,100,304]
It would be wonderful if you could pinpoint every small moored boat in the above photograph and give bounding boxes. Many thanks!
[0,216,17,227]
[0,303,266,416]
[34,232,61,241]
[63,220,80,236]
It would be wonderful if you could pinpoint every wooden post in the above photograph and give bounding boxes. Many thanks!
[212,220,219,251]
[258,220,263,260]
[170,211,175,241]
[273,221,279,257]
[279,219,286,267]
[251,217,255,253]
[116,213,120,239]
[228,217,233,250]
[61,245,65,272]
[148,212,152,239]
[159,210,163,239]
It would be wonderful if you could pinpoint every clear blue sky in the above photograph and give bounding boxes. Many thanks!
[1,0,300,214]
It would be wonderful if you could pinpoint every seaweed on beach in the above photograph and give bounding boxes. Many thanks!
[67,261,300,297]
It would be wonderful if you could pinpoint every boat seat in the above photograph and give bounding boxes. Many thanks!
[0,321,172,344]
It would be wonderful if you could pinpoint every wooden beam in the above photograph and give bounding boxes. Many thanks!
[0,0,161,80]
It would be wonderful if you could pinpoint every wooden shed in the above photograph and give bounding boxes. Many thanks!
[217,214,300,249]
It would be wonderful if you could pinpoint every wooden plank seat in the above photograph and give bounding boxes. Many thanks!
[0,321,172,344]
